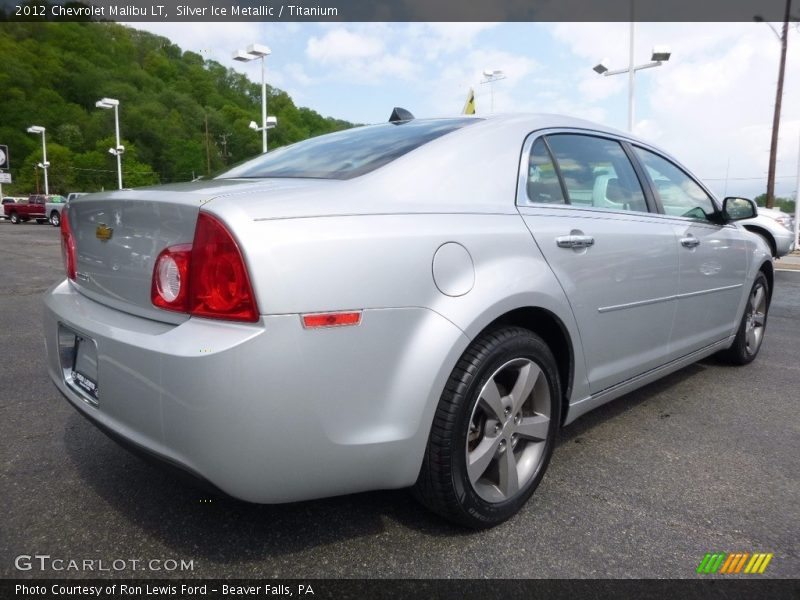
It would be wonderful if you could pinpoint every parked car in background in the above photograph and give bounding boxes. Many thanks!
[66,192,87,203]
[45,194,68,227]
[1,197,26,219]
[740,206,796,257]
[45,114,773,527]
[4,194,49,224]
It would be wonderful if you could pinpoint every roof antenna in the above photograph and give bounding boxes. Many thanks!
[389,107,415,123]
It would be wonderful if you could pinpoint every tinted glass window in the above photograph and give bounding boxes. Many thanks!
[633,147,716,221]
[545,134,649,213]
[218,118,480,181]
[522,139,566,205]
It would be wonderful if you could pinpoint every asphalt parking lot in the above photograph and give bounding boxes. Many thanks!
[1,219,798,579]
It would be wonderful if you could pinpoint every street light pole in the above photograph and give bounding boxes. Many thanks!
[480,69,506,114]
[261,53,267,153]
[593,26,671,133]
[26,126,49,195]
[794,131,800,249]
[233,44,272,153]
[96,98,123,189]
[628,22,635,132]
[113,102,122,189]
[40,129,48,196]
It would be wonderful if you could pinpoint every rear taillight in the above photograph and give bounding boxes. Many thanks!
[151,244,191,313]
[60,206,76,280]
[151,213,259,323]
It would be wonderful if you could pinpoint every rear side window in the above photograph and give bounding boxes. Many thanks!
[545,134,649,213]
[523,139,566,205]
[633,146,717,222]
[218,118,480,181]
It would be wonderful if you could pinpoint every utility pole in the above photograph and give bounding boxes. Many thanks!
[765,0,792,209]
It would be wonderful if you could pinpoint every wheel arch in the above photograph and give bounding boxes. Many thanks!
[759,260,774,304]
[743,225,776,257]
[472,306,575,424]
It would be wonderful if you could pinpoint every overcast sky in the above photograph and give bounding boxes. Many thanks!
[130,22,800,201]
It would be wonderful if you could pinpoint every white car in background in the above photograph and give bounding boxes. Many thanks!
[47,193,86,227]
[741,206,795,258]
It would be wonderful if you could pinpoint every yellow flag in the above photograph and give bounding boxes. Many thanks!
[462,87,476,115]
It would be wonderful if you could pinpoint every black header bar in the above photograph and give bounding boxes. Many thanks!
[1,0,798,22]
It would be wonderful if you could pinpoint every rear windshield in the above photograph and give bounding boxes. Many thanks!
[217,118,480,181]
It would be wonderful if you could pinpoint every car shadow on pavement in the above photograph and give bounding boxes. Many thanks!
[62,362,710,561]
[62,412,467,563]
[556,363,707,444]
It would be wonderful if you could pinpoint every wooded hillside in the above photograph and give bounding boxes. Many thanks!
[0,21,352,194]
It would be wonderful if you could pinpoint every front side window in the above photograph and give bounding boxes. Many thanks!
[218,118,480,181]
[545,134,649,213]
[633,147,716,222]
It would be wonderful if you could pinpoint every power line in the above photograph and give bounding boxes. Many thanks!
[703,175,797,181]
[67,166,158,176]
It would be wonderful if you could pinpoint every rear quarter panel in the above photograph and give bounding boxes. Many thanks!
[205,204,590,407]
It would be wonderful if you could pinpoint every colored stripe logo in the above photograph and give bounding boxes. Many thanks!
[697,552,773,574]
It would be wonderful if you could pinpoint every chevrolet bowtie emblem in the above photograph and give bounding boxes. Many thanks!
[96,224,113,241]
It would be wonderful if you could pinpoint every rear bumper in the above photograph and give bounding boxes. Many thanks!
[44,280,469,503]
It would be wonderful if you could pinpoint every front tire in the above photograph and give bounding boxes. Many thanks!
[720,272,770,365]
[50,211,60,227]
[414,327,561,528]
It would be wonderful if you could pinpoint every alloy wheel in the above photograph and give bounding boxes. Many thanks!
[745,282,767,355]
[465,358,551,503]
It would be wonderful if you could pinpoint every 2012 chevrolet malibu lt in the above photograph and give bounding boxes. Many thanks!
[44,114,772,527]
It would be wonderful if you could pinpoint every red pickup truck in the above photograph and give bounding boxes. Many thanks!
[4,195,49,224]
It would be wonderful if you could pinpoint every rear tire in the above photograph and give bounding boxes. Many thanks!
[719,272,769,365]
[414,326,561,528]
[9,212,19,224]
[50,211,60,227]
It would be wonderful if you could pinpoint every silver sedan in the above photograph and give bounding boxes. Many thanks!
[740,206,796,258]
[44,114,772,527]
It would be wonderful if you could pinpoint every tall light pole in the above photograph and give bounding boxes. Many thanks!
[233,43,272,153]
[26,125,49,195]
[794,131,800,249]
[593,39,672,132]
[480,69,506,114]
[96,97,124,190]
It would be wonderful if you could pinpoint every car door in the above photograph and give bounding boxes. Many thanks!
[631,146,748,358]
[517,132,679,394]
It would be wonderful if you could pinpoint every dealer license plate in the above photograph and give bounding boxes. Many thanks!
[71,335,99,401]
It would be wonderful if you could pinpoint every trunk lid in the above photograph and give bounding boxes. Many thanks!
[66,178,344,322]
[69,189,207,323]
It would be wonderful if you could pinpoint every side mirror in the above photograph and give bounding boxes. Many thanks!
[722,197,757,222]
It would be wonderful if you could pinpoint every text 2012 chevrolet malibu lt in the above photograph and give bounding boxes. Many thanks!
[45,114,772,527]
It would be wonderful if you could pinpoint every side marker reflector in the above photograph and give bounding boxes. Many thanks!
[302,311,362,329]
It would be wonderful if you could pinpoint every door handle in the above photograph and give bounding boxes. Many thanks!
[680,236,700,248]
[556,235,595,249]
